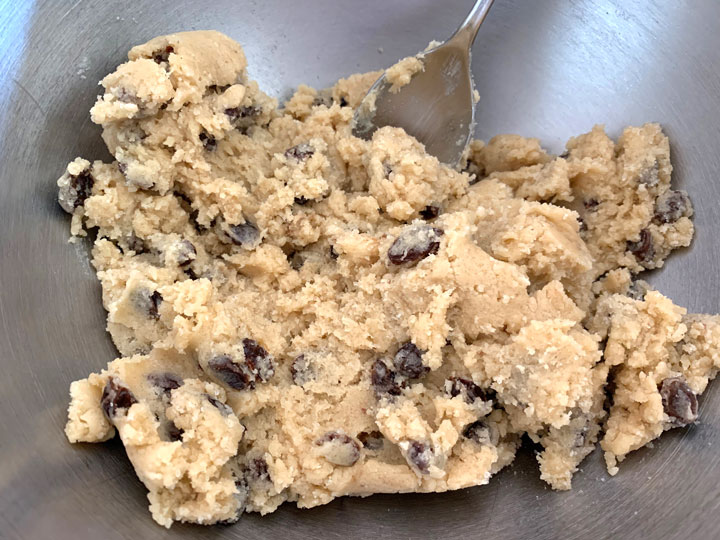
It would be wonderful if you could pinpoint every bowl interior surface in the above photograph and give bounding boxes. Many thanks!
[1,1,719,539]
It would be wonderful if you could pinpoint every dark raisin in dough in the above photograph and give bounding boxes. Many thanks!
[627,228,655,265]
[405,440,432,474]
[284,143,314,161]
[207,355,254,391]
[659,377,698,426]
[147,372,184,395]
[315,431,361,466]
[445,377,486,404]
[245,457,270,483]
[59,169,95,212]
[152,45,174,64]
[370,359,402,397]
[654,190,691,224]
[227,221,259,247]
[393,342,429,379]
[243,338,274,382]
[101,377,138,420]
[388,226,444,265]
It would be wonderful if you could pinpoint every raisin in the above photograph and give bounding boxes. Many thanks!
[148,291,163,320]
[315,431,361,466]
[338,96,349,107]
[225,105,260,133]
[134,288,162,320]
[445,377,486,404]
[294,196,309,205]
[290,354,314,385]
[463,420,499,446]
[419,205,440,220]
[357,431,384,451]
[393,343,429,379]
[463,420,487,441]
[245,458,270,482]
[405,440,432,474]
[199,131,217,151]
[167,421,184,442]
[65,169,95,211]
[627,228,655,265]
[370,359,402,397]
[225,106,251,120]
[388,226,444,265]
[207,355,254,391]
[176,239,197,267]
[659,377,698,426]
[101,377,137,420]
[583,199,599,211]
[637,162,659,186]
[243,338,274,382]
[152,45,174,64]
[204,393,233,416]
[184,267,198,280]
[227,221,259,247]
[654,190,691,224]
[116,88,139,104]
[284,143,314,161]
[147,372,184,395]
[232,475,250,517]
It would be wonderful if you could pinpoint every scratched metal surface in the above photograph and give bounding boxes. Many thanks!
[1,1,719,539]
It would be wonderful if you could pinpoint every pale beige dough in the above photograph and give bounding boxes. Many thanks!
[58,31,719,526]
[385,56,424,93]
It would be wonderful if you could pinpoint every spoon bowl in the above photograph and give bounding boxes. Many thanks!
[352,0,494,167]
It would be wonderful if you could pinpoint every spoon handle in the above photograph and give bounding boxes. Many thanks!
[449,0,495,50]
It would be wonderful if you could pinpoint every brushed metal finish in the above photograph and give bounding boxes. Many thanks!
[352,0,494,166]
[1,1,719,539]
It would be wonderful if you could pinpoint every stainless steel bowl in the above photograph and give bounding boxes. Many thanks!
[1,1,719,538]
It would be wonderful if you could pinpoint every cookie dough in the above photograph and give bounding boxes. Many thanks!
[59,31,720,527]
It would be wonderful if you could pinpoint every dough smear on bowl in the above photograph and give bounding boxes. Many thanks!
[59,31,720,527]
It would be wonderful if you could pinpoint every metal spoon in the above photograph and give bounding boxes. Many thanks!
[352,0,494,167]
